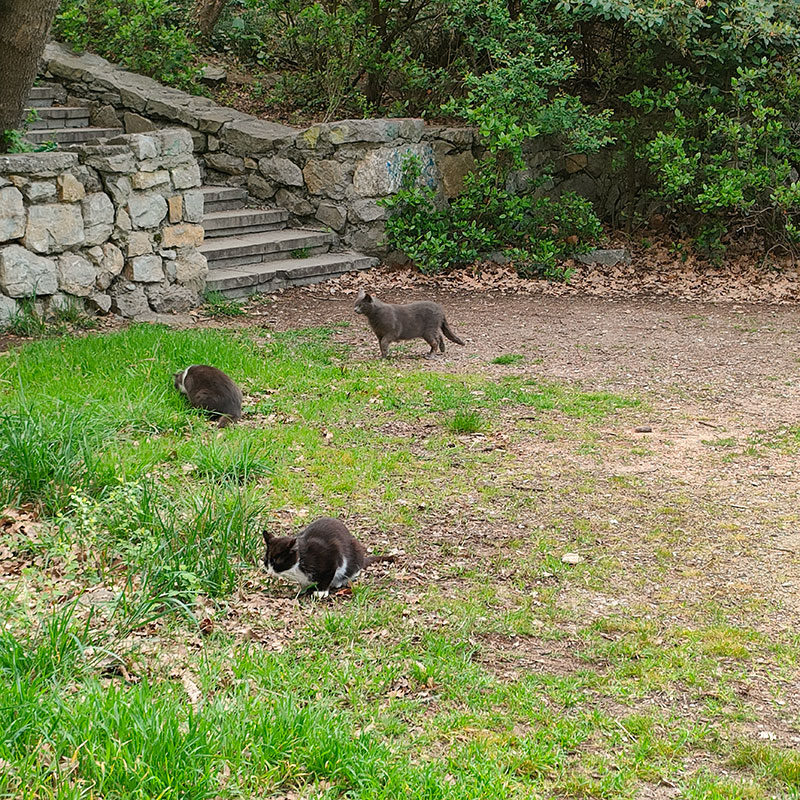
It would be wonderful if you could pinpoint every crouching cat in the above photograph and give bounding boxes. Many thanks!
[174,365,243,428]
[263,517,394,598]
[354,288,465,358]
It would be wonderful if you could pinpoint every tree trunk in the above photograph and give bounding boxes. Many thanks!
[193,0,232,39]
[0,0,61,152]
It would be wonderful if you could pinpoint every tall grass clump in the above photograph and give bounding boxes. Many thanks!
[0,405,116,514]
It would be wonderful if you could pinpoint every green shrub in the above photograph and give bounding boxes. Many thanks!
[54,0,201,90]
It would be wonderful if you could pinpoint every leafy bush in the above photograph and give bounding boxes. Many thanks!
[54,0,201,89]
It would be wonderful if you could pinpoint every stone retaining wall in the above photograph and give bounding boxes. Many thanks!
[41,42,615,256]
[0,128,207,323]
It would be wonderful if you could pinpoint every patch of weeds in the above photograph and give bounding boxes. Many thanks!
[701,436,738,448]
[4,297,48,337]
[492,353,525,365]
[203,290,246,318]
[290,247,311,259]
[0,405,117,514]
[193,439,272,484]
[730,742,800,787]
[447,409,485,434]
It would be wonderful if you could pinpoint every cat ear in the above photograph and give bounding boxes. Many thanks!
[356,287,366,300]
[363,292,372,303]
[262,529,273,545]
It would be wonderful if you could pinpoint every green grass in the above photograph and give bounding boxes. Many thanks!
[492,353,525,365]
[447,408,485,433]
[0,323,797,799]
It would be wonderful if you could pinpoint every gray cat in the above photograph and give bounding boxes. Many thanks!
[174,365,243,428]
[354,288,465,358]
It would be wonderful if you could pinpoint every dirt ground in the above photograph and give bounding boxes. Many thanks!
[248,280,800,615]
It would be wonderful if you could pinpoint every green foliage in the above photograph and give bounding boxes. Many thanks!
[54,0,201,90]
[382,155,601,278]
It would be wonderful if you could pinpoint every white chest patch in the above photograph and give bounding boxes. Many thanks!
[272,562,313,589]
[331,557,350,589]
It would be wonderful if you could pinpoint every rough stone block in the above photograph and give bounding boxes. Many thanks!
[303,159,347,198]
[127,254,163,282]
[352,144,436,197]
[115,207,132,233]
[24,204,84,253]
[0,244,58,296]
[161,223,204,248]
[127,193,168,229]
[258,156,303,187]
[221,118,298,156]
[82,192,115,245]
[154,128,194,158]
[171,162,201,189]
[0,187,25,242]
[80,145,137,174]
[275,188,313,216]
[349,198,386,223]
[168,194,183,223]
[0,152,79,178]
[21,181,56,204]
[74,165,103,193]
[347,224,386,255]
[182,190,204,223]
[103,175,132,205]
[126,231,153,257]
[57,173,85,202]
[575,248,631,267]
[0,293,18,325]
[308,118,425,146]
[440,150,476,198]
[204,153,245,175]
[124,112,157,133]
[246,173,276,201]
[92,104,122,128]
[125,134,160,161]
[57,252,97,296]
[315,203,346,233]
[145,282,200,314]
[174,250,208,292]
[88,292,112,314]
[131,170,170,190]
[89,241,125,290]
[111,280,150,318]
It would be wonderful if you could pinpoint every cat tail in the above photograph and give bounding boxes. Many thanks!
[442,319,465,345]
[364,554,396,567]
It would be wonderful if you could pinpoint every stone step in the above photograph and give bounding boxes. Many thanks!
[206,252,377,298]
[27,106,90,130]
[26,126,123,145]
[200,228,336,268]
[27,85,66,107]
[200,185,247,212]
[203,208,288,238]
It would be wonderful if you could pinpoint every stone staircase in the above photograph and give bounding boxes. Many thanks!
[26,84,122,146]
[24,84,377,298]
[199,186,374,298]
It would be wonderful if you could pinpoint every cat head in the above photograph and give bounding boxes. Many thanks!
[354,288,373,315]
[262,530,298,576]
[173,368,187,394]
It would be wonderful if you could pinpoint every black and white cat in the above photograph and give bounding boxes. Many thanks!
[262,517,394,598]
[174,364,243,428]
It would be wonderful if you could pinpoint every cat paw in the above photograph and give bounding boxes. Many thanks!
[312,589,330,599]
